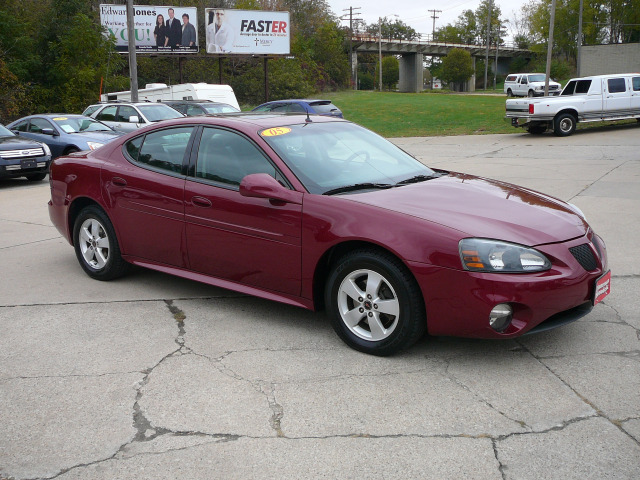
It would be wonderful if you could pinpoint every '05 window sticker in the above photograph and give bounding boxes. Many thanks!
[260,127,291,137]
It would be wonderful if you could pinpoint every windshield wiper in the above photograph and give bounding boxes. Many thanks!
[395,173,443,186]
[323,183,394,196]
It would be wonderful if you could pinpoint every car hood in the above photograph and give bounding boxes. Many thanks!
[345,173,588,246]
[0,135,46,150]
[71,131,122,142]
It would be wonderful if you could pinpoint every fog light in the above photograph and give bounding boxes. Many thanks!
[489,304,513,332]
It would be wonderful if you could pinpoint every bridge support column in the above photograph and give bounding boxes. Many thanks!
[468,56,476,92]
[398,53,423,93]
[351,51,358,89]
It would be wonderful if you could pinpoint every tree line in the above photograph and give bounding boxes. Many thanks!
[1,0,638,122]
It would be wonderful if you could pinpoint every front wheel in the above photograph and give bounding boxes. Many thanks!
[73,205,129,280]
[527,90,534,97]
[506,89,513,97]
[553,113,577,136]
[325,249,426,356]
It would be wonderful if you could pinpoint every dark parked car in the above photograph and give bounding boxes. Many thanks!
[0,124,51,181]
[6,114,121,159]
[48,115,610,356]
[252,99,343,118]
[164,100,240,116]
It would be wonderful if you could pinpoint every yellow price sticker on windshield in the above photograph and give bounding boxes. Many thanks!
[261,127,291,137]
[52,117,68,121]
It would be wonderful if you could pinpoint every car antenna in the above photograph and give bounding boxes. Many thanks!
[305,110,312,122]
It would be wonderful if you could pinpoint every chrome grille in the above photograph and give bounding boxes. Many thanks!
[0,148,45,159]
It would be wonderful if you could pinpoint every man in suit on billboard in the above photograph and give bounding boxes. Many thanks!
[166,8,182,48]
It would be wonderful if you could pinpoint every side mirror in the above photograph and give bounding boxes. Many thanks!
[239,173,302,205]
[128,115,140,124]
[41,128,58,136]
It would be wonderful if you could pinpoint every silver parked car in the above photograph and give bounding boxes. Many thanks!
[83,102,184,133]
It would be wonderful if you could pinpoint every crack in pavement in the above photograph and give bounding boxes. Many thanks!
[0,237,63,250]
[491,438,507,480]
[515,339,640,448]
[568,159,631,202]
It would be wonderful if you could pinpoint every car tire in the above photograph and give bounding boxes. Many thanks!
[73,205,129,281]
[25,173,47,181]
[64,147,80,155]
[527,90,534,97]
[527,124,547,135]
[506,89,513,97]
[553,113,577,136]
[325,249,426,356]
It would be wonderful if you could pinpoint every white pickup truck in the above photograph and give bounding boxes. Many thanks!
[505,73,640,136]
[504,73,561,97]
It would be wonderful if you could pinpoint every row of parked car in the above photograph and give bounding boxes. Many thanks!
[0,98,343,182]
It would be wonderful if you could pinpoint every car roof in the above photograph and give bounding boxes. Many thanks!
[146,113,346,130]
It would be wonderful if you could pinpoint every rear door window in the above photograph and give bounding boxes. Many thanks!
[133,127,194,174]
[607,78,626,93]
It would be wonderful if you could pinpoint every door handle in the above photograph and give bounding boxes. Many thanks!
[191,196,212,208]
[111,177,127,186]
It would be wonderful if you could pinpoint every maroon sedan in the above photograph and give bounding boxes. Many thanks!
[48,114,611,355]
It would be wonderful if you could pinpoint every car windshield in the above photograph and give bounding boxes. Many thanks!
[52,116,112,133]
[137,104,184,122]
[0,125,14,136]
[202,103,240,114]
[528,74,546,82]
[261,122,435,195]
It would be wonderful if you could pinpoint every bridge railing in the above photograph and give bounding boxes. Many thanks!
[351,33,526,51]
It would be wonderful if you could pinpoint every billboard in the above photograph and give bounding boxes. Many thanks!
[100,4,198,54]
[205,9,290,55]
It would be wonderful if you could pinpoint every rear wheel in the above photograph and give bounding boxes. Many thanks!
[73,205,129,280]
[506,89,513,97]
[553,113,577,136]
[325,249,426,356]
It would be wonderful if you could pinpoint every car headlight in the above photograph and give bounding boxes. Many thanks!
[459,238,551,273]
[87,141,104,150]
[41,143,51,156]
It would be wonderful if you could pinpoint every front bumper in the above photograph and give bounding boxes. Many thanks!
[409,232,608,339]
[0,156,50,178]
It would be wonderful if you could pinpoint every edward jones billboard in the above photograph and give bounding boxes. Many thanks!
[100,4,198,53]
[205,9,290,55]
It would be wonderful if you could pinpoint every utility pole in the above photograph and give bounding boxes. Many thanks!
[484,0,492,90]
[544,0,557,96]
[126,0,138,101]
[428,9,441,39]
[343,7,361,90]
[577,0,584,75]
[379,18,383,92]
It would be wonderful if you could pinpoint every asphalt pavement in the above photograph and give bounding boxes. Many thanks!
[1,125,639,479]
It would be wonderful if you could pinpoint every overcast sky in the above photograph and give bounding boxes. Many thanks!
[326,0,528,40]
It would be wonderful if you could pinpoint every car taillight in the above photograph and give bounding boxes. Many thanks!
[529,104,534,114]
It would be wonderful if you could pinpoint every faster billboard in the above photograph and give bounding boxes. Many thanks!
[205,9,290,55]
[100,4,198,54]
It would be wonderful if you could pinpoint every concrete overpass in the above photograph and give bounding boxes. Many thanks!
[351,35,532,92]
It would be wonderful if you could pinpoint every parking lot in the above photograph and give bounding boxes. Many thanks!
[1,126,639,479]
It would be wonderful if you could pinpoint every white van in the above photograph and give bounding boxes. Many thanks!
[101,83,240,110]
[504,73,562,97]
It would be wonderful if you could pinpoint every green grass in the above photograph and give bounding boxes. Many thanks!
[321,90,514,137]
